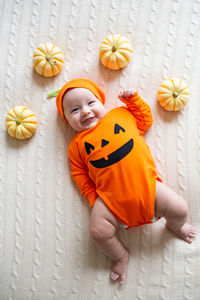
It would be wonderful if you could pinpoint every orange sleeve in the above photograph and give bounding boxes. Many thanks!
[68,138,98,207]
[120,91,153,135]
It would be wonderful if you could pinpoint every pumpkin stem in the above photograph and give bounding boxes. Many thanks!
[15,119,21,125]
[172,92,179,98]
[46,55,56,66]
[111,46,117,52]
[47,88,61,98]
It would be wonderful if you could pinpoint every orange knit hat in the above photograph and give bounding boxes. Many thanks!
[56,79,105,123]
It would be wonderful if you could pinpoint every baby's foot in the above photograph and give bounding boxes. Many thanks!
[167,222,197,244]
[110,250,129,284]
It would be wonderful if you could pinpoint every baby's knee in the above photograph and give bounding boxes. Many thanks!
[173,197,188,221]
[178,199,188,218]
[89,219,114,241]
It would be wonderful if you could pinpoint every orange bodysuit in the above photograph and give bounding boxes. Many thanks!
[68,93,158,228]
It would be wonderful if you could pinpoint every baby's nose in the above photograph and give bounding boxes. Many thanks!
[82,106,90,115]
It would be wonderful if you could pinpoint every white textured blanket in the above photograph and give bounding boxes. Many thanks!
[1,0,200,299]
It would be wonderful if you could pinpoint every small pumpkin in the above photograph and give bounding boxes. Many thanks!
[5,106,37,140]
[99,34,132,70]
[157,78,189,111]
[33,43,64,77]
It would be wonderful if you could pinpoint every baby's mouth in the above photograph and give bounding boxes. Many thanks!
[82,117,96,125]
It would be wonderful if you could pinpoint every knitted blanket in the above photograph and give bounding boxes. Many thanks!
[0,0,199,299]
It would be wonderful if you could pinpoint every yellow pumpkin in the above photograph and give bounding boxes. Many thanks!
[5,106,37,140]
[157,78,189,111]
[99,34,132,70]
[33,43,64,77]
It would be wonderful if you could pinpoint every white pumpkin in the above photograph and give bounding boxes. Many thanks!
[157,78,189,111]
[99,34,132,70]
[33,43,64,77]
[5,106,37,140]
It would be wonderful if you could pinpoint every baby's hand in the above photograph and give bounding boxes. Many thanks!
[118,89,136,100]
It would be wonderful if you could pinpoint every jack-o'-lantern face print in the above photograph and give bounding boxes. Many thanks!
[84,123,134,168]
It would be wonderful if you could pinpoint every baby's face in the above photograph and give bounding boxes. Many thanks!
[62,88,107,132]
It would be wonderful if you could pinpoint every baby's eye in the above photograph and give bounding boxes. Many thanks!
[71,107,79,113]
[88,100,95,105]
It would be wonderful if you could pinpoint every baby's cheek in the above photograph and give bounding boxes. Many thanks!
[99,107,107,118]
[66,116,78,131]
[63,109,70,121]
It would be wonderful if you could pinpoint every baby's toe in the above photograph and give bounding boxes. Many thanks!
[190,227,197,236]
[120,274,126,284]
[189,231,196,238]
[110,271,119,281]
[185,237,193,244]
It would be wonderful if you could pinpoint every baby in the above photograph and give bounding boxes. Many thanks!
[56,78,196,284]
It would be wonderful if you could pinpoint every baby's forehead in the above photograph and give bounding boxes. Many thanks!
[64,87,94,98]
[62,87,97,105]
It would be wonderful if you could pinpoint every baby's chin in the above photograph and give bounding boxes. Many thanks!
[82,120,98,130]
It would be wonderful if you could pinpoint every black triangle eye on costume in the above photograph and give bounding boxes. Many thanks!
[85,139,109,154]
[101,139,109,147]
[114,123,125,134]
[85,142,95,155]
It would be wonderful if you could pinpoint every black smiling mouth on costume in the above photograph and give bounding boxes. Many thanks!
[84,123,134,169]
[90,138,133,168]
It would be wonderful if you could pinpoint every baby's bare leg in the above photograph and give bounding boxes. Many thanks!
[89,197,129,284]
[155,181,196,243]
